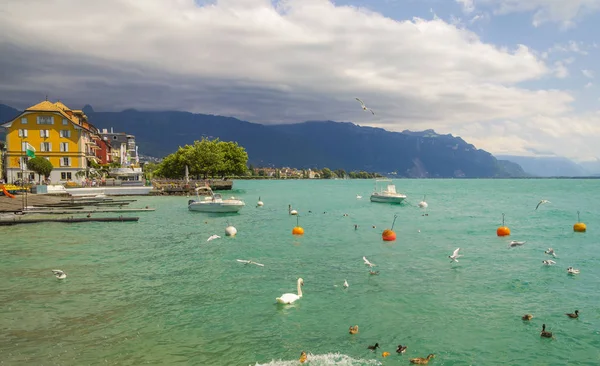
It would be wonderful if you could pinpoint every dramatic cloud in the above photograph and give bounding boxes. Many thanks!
[0,0,596,160]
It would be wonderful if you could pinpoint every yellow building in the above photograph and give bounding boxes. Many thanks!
[1,99,100,183]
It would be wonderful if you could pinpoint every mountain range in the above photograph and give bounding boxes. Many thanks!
[1,103,527,178]
[497,155,600,177]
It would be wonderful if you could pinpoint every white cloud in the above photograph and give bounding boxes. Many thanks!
[472,0,600,27]
[0,0,595,159]
[585,82,593,88]
[582,69,595,78]
[456,0,475,13]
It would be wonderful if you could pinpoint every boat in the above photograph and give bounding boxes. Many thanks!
[188,186,245,213]
[370,179,407,204]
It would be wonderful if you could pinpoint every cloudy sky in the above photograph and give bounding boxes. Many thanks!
[1,0,599,161]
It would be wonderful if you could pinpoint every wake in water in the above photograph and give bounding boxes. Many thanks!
[253,352,382,366]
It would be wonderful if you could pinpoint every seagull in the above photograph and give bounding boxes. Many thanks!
[343,279,349,288]
[356,194,362,199]
[544,248,556,257]
[567,266,580,274]
[207,234,221,242]
[363,256,376,267]
[236,259,264,267]
[509,240,526,247]
[542,259,556,266]
[51,269,67,279]
[449,248,462,262]
[355,98,375,115]
[535,200,550,210]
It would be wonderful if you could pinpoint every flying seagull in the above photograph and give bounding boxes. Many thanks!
[449,248,462,262]
[236,259,264,267]
[207,234,221,242]
[363,256,376,267]
[535,200,550,210]
[51,269,67,279]
[355,98,375,115]
[509,240,526,247]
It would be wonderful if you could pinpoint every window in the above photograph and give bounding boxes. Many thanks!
[62,118,68,125]
[17,172,22,179]
[60,130,71,138]
[41,142,51,152]
[29,173,35,181]
[60,157,71,167]
[21,117,27,124]
[60,142,69,152]
[37,116,54,125]
[40,130,50,138]
[60,172,72,180]
[18,129,28,137]
[20,157,29,169]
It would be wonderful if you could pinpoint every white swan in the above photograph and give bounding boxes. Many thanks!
[276,278,304,304]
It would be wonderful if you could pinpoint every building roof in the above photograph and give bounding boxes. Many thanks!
[26,100,66,113]
[3,99,96,134]
[54,101,71,111]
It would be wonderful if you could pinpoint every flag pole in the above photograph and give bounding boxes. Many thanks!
[20,135,24,211]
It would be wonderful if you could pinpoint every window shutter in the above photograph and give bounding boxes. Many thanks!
[40,130,44,137]
[65,143,68,152]
[48,143,52,152]
[51,116,55,125]
[18,129,22,137]
[24,129,28,137]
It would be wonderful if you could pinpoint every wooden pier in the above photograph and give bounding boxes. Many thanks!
[0,216,140,226]
[23,208,155,214]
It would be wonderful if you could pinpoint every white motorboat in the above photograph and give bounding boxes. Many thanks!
[188,186,245,213]
[370,179,407,204]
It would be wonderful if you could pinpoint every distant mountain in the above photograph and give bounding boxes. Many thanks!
[1,103,526,177]
[0,104,20,141]
[578,160,600,175]
[496,155,590,177]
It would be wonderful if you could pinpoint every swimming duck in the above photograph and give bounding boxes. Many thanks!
[566,310,579,318]
[396,345,407,353]
[299,351,307,363]
[369,270,380,275]
[382,352,390,357]
[540,324,553,338]
[522,314,533,321]
[349,325,359,335]
[367,343,379,351]
[567,267,580,274]
[410,354,435,364]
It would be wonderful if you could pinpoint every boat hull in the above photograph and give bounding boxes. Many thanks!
[188,201,245,213]
[370,194,406,204]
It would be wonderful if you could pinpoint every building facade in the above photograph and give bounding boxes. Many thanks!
[99,128,138,167]
[1,100,107,183]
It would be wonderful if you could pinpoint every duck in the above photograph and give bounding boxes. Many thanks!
[396,344,407,353]
[299,351,307,363]
[566,310,579,318]
[567,267,580,274]
[367,343,379,351]
[276,278,304,304]
[540,324,553,338]
[369,270,380,275]
[349,325,359,335]
[522,314,533,321]
[410,354,435,364]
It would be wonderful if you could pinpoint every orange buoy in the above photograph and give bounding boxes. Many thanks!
[292,215,304,235]
[382,352,390,357]
[497,213,510,237]
[382,229,396,241]
[574,211,586,232]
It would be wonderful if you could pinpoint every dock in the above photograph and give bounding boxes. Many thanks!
[23,208,155,214]
[0,216,140,226]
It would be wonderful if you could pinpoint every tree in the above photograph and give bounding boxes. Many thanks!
[320,167,333,179]
[216,140,249,177]
[26,157,53,181]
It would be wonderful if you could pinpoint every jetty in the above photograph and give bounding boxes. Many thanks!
[23,208,155,214]
[0,216,139,226]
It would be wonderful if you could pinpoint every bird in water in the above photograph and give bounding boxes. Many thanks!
[206,234,221,242]
[536,199,550,210]
[396,344,407,353]
[567,267,580,274]
[51,269,67,279]
[363,256,376,267]
[349,325,359,334]
[509,240,526,247]
[410,354,435,364]
[369,270,380,275]
[522,314,533,321]
[449,248,462,262]
[542,260,556,266]
[566,310,579,318]
[367,343,379,351]
[544,248,556,257]
[355,98,375,115]
[343,279,349,289]
[540,324,553,338]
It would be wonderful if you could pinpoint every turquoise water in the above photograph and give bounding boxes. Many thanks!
[1,179,600,365]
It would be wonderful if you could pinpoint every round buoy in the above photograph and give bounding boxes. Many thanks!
[382,229,396,241]
[225,225,237,237]
[292,226,304,235]
[290,209,298,215]
[257,196,264,207]
[418,201,428,208]
[573,222,586,232]
[574,211,586,232]
[497,213,510,237]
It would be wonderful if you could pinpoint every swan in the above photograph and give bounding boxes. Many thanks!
[276,278,304,304]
